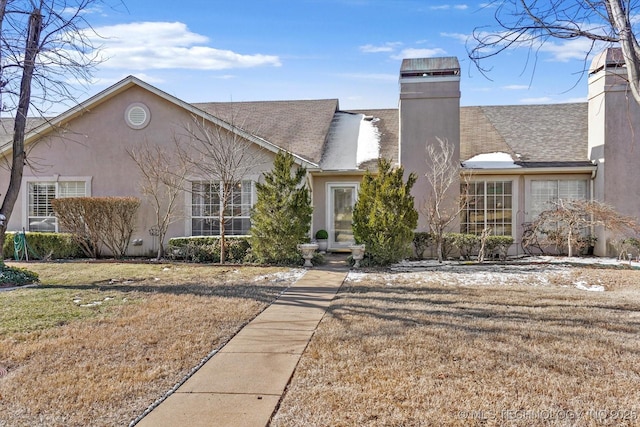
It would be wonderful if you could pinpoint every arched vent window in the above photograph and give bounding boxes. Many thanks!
[125,103,151,129]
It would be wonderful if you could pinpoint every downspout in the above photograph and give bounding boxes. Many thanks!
[590,166,597,255]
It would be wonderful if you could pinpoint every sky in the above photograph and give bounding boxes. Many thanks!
[58,0,605,113]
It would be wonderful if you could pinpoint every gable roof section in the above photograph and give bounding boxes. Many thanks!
[460,106,513,161]
[459,103,592,171]
[0,76,319,168]
[193,99,338,166]
[477,103,589,163]
[1,76,590,171]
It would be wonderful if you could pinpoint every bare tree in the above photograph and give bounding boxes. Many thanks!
[181,114,265,264]
[531,199,640,256]
[424,137,470,263]
[127,139,190,260]
[0,0,108,261]
[468,1,640,106]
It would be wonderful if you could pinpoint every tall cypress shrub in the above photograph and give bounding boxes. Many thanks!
[250,151,313,264]
[353,158,418,266]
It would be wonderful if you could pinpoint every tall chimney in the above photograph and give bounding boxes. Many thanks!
[399,57,461,230]
[588,48,640,255]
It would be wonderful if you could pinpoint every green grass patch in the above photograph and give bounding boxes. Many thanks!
[0,285,138,336]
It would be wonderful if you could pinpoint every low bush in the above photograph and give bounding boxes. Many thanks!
[0,263,39,286]
[412,232,432,260]
[3,232,84,260]
[448,233,480,260]
[484,235,515,261]
[168,236,251,263]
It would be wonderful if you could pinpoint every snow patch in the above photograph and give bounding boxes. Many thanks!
[321,112,380,170]
[254,269,306,283]
[357,117,380,166]
[574,281,605,292]
[463,152,521,169]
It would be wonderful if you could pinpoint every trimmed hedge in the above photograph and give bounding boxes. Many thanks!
[3,232,84,260]
[412,231,514,261]
[168,236,251,263]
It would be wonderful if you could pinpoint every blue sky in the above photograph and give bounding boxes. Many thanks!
[67,0,600,112]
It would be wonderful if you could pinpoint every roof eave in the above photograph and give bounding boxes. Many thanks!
[462,165,597,175]
[1,76,319,169]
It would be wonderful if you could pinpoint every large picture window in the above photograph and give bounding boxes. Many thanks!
[191,180,253,236]
[530,179,588,219]
[28,181,87,232]
[461,180,513,236]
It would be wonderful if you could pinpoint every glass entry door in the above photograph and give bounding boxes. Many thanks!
[328,184,358,250]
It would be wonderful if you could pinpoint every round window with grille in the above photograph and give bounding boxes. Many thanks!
[125,103,151,129]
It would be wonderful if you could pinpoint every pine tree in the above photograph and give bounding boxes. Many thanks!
[250,151,313,264]
[353,158,418,266]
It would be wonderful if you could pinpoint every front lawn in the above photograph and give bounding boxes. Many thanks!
[273,263,640,426]
[0,261,300,426]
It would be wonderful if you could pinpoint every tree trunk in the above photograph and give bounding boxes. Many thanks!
[219,183,229,264]
[436,231,443,263]
[606,0,640,106]
[0,9,42,262]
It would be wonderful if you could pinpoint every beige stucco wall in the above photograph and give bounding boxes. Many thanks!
[589,68,640,256]
[1,84,275,257]
[399,76,461,231]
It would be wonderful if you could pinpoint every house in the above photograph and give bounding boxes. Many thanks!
[1,47,638,257]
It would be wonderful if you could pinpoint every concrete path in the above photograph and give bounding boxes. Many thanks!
[135,262,347,427]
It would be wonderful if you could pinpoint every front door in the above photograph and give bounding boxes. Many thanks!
[328,184,358,250]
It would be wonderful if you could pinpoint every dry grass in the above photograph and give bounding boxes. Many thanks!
[0,261,298,427]
[273,265,640,427]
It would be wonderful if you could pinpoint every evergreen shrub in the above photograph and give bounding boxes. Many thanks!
[250,152,313,265]
[3,232,83,260]
[0,263,39,286]
[168,236,250,263]
[353,158,418,266]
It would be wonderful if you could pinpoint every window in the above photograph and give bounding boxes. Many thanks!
[191,180,253,236]
[461,181,513,236]
[28,181,86,232]
[530,180,588,219]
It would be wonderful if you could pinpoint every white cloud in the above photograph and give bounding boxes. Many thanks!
[360,42,402,53]
[502,84,529,90]
[392,48,447,60]
[538,38,600,62]
[430,4,468,10]
[88,21,281,71]
[441,32,470,44]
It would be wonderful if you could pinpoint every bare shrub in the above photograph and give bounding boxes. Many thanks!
[52,197,140,258]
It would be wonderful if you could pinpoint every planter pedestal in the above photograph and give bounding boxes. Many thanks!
[297,243,319,268]
[349,244,366,268]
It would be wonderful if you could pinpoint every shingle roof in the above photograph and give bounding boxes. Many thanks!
[351,103,589,168]
[193,99,338,165]
[3,88,588,171]
[0,117,50,144]
[476,103,588,163]
[351,108,399,170]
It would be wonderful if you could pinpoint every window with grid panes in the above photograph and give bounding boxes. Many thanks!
[191,180,253,236]
[530,180,588,219]
[461,180,513,236]
[28,181,86,232]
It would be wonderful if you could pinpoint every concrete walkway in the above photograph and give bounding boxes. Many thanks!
[135,261,348,427]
